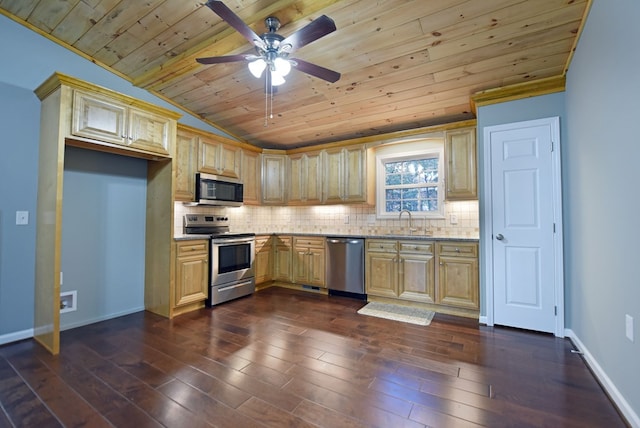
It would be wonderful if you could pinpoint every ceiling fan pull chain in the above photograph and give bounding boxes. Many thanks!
[264,73,268,127]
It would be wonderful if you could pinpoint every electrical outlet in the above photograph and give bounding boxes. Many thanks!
[344,215,350,224]
[16,211,29,225]
[450,214,458,225]
[626,314,634,342]
[367,214,376,225]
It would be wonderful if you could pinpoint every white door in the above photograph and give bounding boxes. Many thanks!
[483,117,563,335]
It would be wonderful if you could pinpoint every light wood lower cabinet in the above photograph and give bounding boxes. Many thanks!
[273,236,293,282]
[436,242,479,309]
[255,235,273,285]
[293,236,326,287]
[174,240,209,309]
[366,240,434,303]
[366,239,478,313]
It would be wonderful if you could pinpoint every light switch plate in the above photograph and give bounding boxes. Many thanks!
[626,314,634,342]
[450,214,458,225]
[16,211,29,225]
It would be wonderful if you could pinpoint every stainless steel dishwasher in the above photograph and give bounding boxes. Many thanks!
[326,237,366,299]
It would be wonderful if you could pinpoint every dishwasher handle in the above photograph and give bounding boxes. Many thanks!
[327,238,362,245]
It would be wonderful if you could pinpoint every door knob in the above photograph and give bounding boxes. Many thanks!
[496,233,504,241]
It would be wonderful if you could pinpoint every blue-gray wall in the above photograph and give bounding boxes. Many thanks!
[61,147,147,330]
[564,0,640,420]
[476,0,640,422]
[0,12,230,341]
[0,82,39,341]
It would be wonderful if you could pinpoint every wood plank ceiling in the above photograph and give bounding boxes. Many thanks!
[0,0,589,149]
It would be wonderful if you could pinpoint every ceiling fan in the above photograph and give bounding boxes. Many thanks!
[196,0,341,87]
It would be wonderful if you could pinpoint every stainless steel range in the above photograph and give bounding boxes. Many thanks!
[183,214,255,306]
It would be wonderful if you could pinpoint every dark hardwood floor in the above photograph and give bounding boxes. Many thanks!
[0,287,627,427]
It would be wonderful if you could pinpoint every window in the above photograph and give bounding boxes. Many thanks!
[376,147,444,219]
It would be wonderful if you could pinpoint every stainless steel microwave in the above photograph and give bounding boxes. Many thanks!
[195,173,243,206]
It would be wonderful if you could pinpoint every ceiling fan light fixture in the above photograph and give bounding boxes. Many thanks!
[248,58,266,78]
[274,57,291,76]
[270,70,286,86]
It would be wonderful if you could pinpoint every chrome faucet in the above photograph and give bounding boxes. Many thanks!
[399,209,417,235]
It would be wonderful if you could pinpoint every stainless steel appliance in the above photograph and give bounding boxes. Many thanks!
[326,237,366,300]
[195,173,244,206]
[183,214,255,306]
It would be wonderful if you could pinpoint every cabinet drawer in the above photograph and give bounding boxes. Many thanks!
[399,241,433,254]
[255,236,272,251]
[437,242,478,258]
[294,236,325,248]
[274,236,293,247]
[367,240,397,252]
[177,240,209,256]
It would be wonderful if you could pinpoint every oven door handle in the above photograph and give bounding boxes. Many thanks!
[212,237,255,245]
[217,279,254,292]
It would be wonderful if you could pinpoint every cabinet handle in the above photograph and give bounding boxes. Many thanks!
[440,262,444,265]
[455,248,460,252]
[414,246,419,250]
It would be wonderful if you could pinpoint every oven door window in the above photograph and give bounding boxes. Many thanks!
[217,243,251,273]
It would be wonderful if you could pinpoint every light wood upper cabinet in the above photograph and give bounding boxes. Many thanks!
[174,128,199,201]
[323,145,370,204]
[199,136,241,178]
[445,127,477,200]
[72,90,172,157]
[174,240,209,308]
[261,152,288,205]
[289,151,323,205]
[241,150,261,205]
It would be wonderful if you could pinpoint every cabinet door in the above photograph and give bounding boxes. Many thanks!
[398,253,435,303]
[273,237,293,281]
[437,256,479,309]
[365,251,398,298]
[308,247,325,286]
[289,152,323,205]
[175,242,209,307]
[343,145,367,202]
[254,236,272,285]
[242,150,260,205]
[292,246,309,284]
[127,108,171,156]
[218,143,242,178]
[323,148,343,203]
[289,155,304,204]
[175,130,198,201]
[445,128,477,200]
[72,90,127,145]
[198,137,220,174]
[261,154,288,204]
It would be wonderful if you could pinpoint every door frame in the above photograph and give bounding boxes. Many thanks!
[481,117,565,337]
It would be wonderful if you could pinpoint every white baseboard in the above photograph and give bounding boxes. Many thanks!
[0,307,145,346]
[479,315,488,325]
[0,328,34,346]
[565,328,640,428]
[60,306,145,331]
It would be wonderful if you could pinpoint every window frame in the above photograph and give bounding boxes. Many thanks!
[375,147,445,220]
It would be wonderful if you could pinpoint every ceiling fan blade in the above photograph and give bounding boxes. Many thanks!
[281,15,336,52]
[205,0,265,49]
[196,54,253,64]
[291,58,340,83]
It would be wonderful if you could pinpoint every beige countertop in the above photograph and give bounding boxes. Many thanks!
[175,233,478,242]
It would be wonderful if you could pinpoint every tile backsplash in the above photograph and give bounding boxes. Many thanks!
[174,201,479,239]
